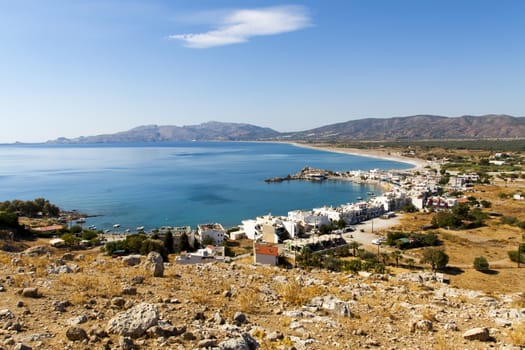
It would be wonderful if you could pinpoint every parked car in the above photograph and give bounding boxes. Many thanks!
[371,237,386,245]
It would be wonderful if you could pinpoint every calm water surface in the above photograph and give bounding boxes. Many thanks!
[0,142,410,231]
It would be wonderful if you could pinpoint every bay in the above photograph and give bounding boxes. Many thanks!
[0,142,410,231]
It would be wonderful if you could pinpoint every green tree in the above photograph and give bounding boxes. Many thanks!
[201,235,215,246]
[342,259,362,273]
[61,233,80,247]
[70,225,82,234]
[473,256,489,271]
[431,211,462,229]
[179,232,191,252]
[221,238,234,257]
[319,224,331,235]
[81,230,98,241]
[125,234,146,253]
[401,203,417,213]
[140,239,168,261]
[452,203,470,220]
[348,241,361,257]
[164,231,175,254]
[336,219,346,229]
[421,248,449,271]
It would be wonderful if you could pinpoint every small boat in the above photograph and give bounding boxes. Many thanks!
[88,225,97,230]
[125,229,130,233]
[356,196,363,200]
[104,229,111,233]
[76,217,86,224]
[136,226,145,231]
[367,191,375,196]
[113,224,120,228]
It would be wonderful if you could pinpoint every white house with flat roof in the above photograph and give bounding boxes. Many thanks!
[197,223,225,246]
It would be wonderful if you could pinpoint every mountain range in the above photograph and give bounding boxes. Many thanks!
[50,115,525,143]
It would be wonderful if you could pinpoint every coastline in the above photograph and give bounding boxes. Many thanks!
[289,142,428,170]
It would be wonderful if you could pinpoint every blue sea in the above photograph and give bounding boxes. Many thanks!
[0,142,410,231]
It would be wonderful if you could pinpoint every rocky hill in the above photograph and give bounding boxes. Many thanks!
[48,115,525,144]
[0,246,524,349]
[51,122,281,144]
[283,114,525,142]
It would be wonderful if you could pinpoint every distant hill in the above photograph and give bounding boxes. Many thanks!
[282,115,525,142]
[49,115,525,144]
[51,121,281,143]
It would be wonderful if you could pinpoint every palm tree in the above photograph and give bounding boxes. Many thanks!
[380,252,390,265]
[348,241,361,257]
[391,250,402,267]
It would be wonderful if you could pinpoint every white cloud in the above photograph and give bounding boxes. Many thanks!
[169,5,311,48]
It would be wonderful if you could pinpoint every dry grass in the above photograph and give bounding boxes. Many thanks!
[236,288,262,313]
[511,294,525,308]
[421,308,437,322]
[509,323,525,346]
[275,279,323,306]
[396,181,525,295]
[0,252,12,265]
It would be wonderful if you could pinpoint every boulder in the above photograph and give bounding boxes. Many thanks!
[53,300,72,312]
[143,252,164,277]
[111,297,126,308]
[146,321,180,338]
[119,336,135,350]
[131,276,145,285]
[121,286,137,295]
[67,315,87,326]
[0,308,15,320]
[198,339,218,348]
[106,303,159,338]
[415,319,433,332]
[463,327,490,341]
[233,312,247,325]
[21,288,40,298]
[309,295,352,317]
[62,253,75,261]
[219,333,259,350]
[66,327,88,341]
[22,245,48,257]
[122,255,142,267]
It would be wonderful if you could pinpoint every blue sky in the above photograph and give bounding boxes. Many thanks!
[1,0,524,143]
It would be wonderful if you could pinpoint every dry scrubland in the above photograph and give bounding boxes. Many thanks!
[385,183,525,295]
[0,245,525,350]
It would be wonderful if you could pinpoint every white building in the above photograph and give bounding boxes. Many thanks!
[313,206,342,222]
[197,223,225,246]
[288,210,330,230]
[176,245,225,264]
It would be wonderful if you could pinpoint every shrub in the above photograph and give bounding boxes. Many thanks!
[508,250,525,264]
[501,216,519,226]
[421,248,449,271]
[480,200,492,208]
[342,259,362,273]
[473,256,489,271]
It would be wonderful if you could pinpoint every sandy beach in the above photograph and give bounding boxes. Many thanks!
[291,142,429,170]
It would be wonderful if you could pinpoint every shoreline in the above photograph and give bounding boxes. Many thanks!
[288,142,428,170]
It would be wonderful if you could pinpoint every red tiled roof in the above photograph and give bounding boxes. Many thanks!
[255,244,278,256]
[33,225,64,232]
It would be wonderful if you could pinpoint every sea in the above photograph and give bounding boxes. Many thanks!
[0,142,411,231]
